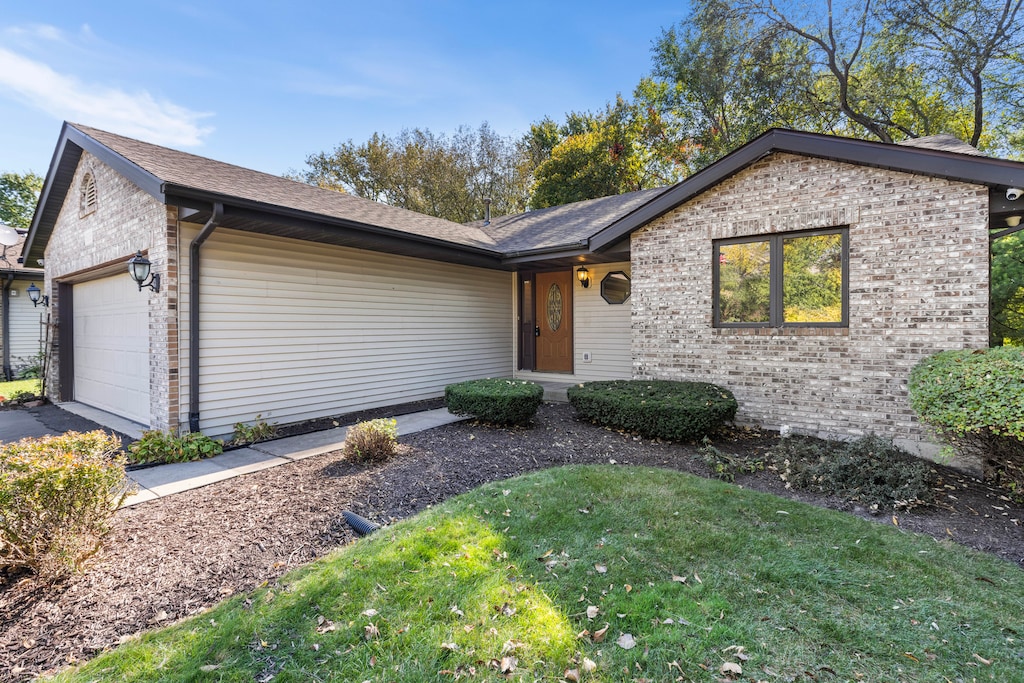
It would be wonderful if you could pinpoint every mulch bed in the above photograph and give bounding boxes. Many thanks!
[2,403,1022,681]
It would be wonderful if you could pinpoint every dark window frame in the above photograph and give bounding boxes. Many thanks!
[713,226,850,328]
[600,270,631,304]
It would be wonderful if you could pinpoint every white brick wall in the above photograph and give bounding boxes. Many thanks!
[631,152,990,449]
[43,153,178,430]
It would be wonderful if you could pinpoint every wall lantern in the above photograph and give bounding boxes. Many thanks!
[26,283,48,308]
[1007,215,1022,228]
[128,251,161,292]
[576,266,591,289]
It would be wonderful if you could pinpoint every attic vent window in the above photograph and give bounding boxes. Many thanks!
[79,172,98,216]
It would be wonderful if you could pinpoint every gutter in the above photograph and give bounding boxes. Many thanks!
[2,273,13,381]
[188,202,223,432]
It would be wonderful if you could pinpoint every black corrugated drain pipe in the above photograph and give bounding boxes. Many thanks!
[342,510,381,536]
[188,202,223,433]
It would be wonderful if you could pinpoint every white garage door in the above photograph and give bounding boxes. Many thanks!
[73,275,150,426]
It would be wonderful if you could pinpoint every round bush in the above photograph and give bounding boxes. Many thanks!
[445,379,544,426]
[568,379,738,442]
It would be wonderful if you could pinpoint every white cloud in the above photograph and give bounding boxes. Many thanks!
[0,47,213,147]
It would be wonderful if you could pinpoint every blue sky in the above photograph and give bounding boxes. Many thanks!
[0,1,690,178]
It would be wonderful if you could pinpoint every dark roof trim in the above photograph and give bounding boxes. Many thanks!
[166,186,505,261]
[22,123,165,264]
[590,128,1024,251]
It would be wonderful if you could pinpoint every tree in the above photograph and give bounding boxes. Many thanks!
[528,96,688,209]
[299,124,531,223]
[991,232,1024,346]
[0,171,43,230]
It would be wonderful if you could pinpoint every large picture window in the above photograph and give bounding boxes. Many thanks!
[714,227,848,327]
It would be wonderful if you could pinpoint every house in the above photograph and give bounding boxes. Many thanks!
[22,123,1024,453]
[0,225,44,381]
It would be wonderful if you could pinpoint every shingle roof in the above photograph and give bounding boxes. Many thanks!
[70,124,500,252]
[474,188,668,254]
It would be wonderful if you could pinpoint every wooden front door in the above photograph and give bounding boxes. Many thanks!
[534,271,573,372]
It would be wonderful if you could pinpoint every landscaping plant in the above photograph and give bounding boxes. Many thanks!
[909,347,1024,498]
[445,378,544,425]
[231,414,277,445]
[128,429,223,465]
[343,418,399,463]
[568,379,737,442]
[769,434,936,510]
[0,430,131,577]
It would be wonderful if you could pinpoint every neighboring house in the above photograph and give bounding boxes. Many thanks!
[0,226,44,380]
[22,123,1024,453]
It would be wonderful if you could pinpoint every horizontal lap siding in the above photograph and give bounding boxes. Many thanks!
[7,289,43,368]
[573,262,632,380]
[179,225,512,436]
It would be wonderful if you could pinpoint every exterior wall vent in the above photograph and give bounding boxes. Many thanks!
[79,171,98,217]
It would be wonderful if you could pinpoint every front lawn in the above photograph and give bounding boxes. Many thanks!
[52,465,1024,682]
[0,378,41,403]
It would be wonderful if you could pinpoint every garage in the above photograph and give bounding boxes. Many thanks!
[73,274,150,426]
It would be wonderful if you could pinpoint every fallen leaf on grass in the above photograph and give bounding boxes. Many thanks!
[595,564,607,573]
[973,653,993,665]
[564,668,580,682]
[199,665,220,672]
[364,623,380,640]
[593,624,609,642]
[720,661,742,676]
[361,608,378,617]
[586,605,600,619]
[671,575,687,584]
[616,633,636,649]
[582,657,597,672]
[441,642,459,651]
[500,656,517,673]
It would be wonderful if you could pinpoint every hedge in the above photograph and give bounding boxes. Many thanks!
[909,347,1024,494]
[445,379,544,426]
[568,379,738,442]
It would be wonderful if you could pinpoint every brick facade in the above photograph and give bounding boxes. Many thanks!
[43,153,178,430]
[631,153,990,452]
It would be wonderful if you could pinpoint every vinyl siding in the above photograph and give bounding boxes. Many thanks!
[514,262,633,382]
[178,225,513,436]
[5,286,43,371]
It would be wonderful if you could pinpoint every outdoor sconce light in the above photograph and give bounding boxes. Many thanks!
[26,283,48,308]
[577,266,591,288]
[128,251,160,292]
[1007,215,1022,228]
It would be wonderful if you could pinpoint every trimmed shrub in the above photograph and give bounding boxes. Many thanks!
[909,348,1024,495]
[343,418,399,463]
[769,435,936,510]
[128,430,224,465]
[0,431,131,577]
[445,379,544,426]
[568,379,738,442]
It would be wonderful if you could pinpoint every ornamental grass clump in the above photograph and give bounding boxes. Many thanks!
[909,347,1024,497]
[445,378,544,426]
[0,430,131,578]
[343,418,399,463]
[568,379,738,442]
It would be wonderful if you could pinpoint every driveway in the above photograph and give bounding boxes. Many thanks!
[0,403,133,447]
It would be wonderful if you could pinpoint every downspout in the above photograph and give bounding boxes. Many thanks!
[188,202,223,432]
[2,273,13,381]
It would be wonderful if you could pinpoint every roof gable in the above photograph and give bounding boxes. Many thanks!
[590,129,1024,251]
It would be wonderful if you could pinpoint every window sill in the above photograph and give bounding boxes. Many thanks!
[712,326,849,337]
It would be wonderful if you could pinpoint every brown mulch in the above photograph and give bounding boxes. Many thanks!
[2,403,1022,681]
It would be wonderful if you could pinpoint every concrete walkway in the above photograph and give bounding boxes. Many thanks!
[123,408,467,507]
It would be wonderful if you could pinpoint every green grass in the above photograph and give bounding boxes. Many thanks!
[0,378,41,401]
[52,466,1024,682]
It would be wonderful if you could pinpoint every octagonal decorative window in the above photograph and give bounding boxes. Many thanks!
[601,271,630,304]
